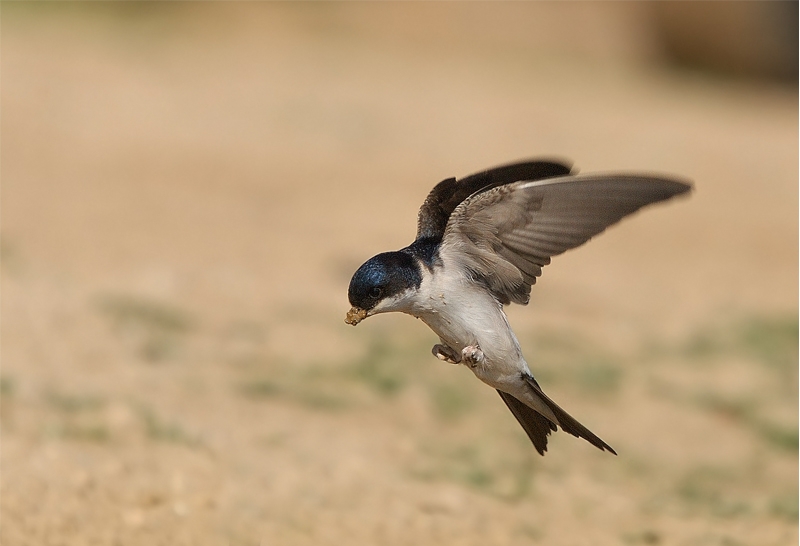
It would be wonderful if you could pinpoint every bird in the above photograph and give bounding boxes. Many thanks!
[345,159,691,456]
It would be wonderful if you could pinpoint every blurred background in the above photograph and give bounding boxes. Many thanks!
[1,3,796,545]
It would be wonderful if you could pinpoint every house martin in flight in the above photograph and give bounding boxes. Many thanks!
[346,159,690,455]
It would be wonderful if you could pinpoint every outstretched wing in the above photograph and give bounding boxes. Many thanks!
[416,159,572,242]
[440,174,691,305]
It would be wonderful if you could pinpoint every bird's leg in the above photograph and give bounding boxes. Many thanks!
[461,344,485,368]
[432,344,461,364]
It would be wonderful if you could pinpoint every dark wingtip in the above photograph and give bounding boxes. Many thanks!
[639,174,694,200]
[664,177,693,197]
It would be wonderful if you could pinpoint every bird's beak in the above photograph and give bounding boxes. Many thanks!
[345,306,368,326]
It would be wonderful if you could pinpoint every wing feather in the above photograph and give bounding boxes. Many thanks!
[440,174,691,305]
[416,160,572,241]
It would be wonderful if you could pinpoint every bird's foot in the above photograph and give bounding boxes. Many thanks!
[432,344,461,364]
[461,345,484,368]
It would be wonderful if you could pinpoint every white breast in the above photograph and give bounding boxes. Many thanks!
[411,264,527,380]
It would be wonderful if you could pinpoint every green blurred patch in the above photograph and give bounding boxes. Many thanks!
[522,329,625,396]
[737,315,798,372]
[0,237,24,275]
[235,366,352,411]
[429,382,474,421]
[53,423,111,443]
[449,445,495,490]
[257,431,290,449]
[694,393,755,423]
[676,466,752,518]
[622,529,662,545]
[515,524,544,541]
[295,390,350,410]
[237,372,350,411]
[97,294,194,362]
[136,405,200,447]
[655,389,799,454]
[703,395,796,452]
[758,422,798,452]
[46,391,106,413]
[238,379,283,398]
[0,375,15,397]
[575,359,623,394]
[98,295,193,333]
[411,439,536,501]
[681,330,720,359]
[655,314,798,452]
[348,339,407,396]
[43,390,111,443]
[235,336,418,411]
[680,315,798,372]
[769,493,799,522]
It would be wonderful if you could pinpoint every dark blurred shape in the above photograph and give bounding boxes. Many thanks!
[651,1,798,82]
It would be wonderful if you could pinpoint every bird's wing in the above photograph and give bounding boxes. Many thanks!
[439,174,691,305]
[415,159,572,241]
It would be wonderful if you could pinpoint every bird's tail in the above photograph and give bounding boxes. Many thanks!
[497,390,555,455]
[498,374,617,456]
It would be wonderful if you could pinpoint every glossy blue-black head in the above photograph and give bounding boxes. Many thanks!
[346,251,422,324]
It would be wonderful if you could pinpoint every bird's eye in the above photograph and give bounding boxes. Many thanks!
[369,287,383,299]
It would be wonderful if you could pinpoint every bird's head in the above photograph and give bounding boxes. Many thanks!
[345,251,422,325]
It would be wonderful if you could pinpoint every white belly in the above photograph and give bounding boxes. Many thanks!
[411,270,529,387]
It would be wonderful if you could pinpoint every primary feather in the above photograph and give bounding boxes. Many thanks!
[416,159,572,242]
[440,174,691,305]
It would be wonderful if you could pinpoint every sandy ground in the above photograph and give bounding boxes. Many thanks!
[1,4,797,545]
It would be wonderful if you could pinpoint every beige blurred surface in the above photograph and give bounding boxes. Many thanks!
[2,4,797,545]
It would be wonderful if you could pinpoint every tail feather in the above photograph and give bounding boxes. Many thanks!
[499,374,617,456]
[497,390,556,455]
